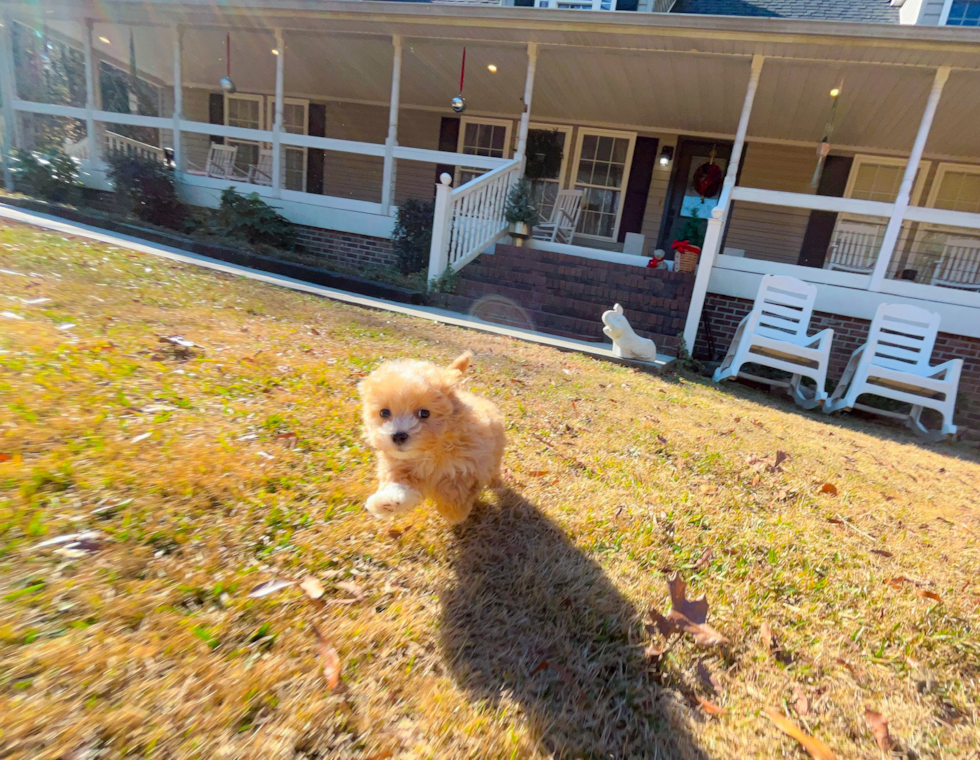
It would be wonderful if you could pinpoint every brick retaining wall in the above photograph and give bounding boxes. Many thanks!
[294,226,397,271]
[698,292,980,430]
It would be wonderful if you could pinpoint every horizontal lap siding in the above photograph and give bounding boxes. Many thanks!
[395,110,445,205]
[641,133,676,249]
[323,102,386,203]
[724,143,816,264]
[180,88,214,168]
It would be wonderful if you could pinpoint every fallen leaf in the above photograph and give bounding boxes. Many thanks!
[701,484,719,495]
[864,709,894,752]
[35,531,103,553]
[527,470,548,477]
[159,335,195,348]
[657,435,668,445]
[312,623,343,692]
[666,572,709,625]
[697,696,728,716]
[760,621,774,650]
[275,431,298,447]
[773,451,790,470]
[248,578,294,598]
[870,549,893,558]
[697,659,722,695]
[0,453,11,463]
[694,548,714,573]
[335,581,366,600]
[765,707,837,760]
[647,573,729,647]
[792,684,809,716]
[760,622,794,665]
[916,588,942,603]
[644,642,665,664]
[310,327,320,336]
[130,432,152,444]
[300,576,325,600]
[646,607,674,639]
[819,483,838,496]
[885,576,915,589]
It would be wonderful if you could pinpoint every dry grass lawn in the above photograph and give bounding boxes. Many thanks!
[1,221,978,760]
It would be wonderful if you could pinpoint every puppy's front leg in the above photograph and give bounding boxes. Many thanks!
[430,477,479,525]
[366,482,422,519]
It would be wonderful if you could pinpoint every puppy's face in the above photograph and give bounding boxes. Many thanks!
[359,360,460,459]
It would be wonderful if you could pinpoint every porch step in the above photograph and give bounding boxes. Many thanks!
[448,244,695,352]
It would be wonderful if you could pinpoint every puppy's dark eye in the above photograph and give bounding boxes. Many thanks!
[417,409,430,419]
[380,409,391,419]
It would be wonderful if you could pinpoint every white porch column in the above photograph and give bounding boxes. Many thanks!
[381,35,402,216]
[868,65,950,291]
[271,28,285,196]
[171,24,183,172]
[428,173,453,283]
[82,18,103,174]
[0,15,17,189]
[515,42,539,166]
[682,54,764,353]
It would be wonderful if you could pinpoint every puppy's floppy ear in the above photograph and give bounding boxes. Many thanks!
[448,351,472,375]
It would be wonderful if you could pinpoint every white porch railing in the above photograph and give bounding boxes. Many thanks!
[427,158,522,283]
[64,132,165,163]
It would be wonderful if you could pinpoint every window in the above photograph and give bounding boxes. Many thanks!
[267,98,309,192]
[224,93,264,176]
[456,118,512,186]
[926,163,980,213]
[571,129,635,239]
[526,124,572,223]
[844,156,929,205]
[946,0,980,25]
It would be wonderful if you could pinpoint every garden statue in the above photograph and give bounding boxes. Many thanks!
[601,303,657,361]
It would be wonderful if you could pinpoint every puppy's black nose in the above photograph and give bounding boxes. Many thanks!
[392,432,409,445]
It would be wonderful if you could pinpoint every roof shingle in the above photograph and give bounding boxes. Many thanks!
[670,0,900,24]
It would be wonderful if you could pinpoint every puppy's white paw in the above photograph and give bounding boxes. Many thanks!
[365,483,421,519]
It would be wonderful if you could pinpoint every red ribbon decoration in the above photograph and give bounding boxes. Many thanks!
[226,33,231,78]
[671,239,701,255]
[460,47,466,93]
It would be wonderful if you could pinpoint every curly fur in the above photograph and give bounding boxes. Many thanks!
[358,351,505,524]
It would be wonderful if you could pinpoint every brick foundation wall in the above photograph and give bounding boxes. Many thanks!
[698,292,980,430]
[295,226,396,271]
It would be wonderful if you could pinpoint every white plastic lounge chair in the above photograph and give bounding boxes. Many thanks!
[826,220,880,274]
[825,303,962,439]
[929,235,980,290]
[186,143,238,180]
[247,148,273,186]
[713,274,834,409]
[532,189,584,244]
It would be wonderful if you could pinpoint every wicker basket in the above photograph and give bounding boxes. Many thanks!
[676,250,700,273]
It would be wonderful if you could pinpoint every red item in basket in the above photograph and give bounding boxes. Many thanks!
[671,239,702,256]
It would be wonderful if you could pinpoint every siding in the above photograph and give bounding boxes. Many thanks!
[917,0,946,24]
[723,143,817,264]
[181,87,213,170]
[641,133,676,250]
[323,101,386,204]
[900,0,925,23]
[395,109,445,205]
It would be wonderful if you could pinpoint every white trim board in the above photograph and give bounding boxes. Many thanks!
[0,203,673,372]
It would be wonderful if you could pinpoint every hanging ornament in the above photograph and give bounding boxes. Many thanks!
[811,80,842,188]
[220,32,237,94]
[692,146,724,200]
[452,47,466,114]
[128,29,140,115]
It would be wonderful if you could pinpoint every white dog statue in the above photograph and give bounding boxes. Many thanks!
[601,303,657,361]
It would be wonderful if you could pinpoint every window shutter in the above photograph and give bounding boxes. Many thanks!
[307,102,327,195]
[208,93,224,145]
[435,117,461,194]
[618,136,658,242]
[797,156,853,268]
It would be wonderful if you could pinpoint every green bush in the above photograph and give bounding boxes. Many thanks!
[504,177,538,227]
[214,187,295,250]
[392,198,434,275]
[10,149,81,204]
[105,152,186,230]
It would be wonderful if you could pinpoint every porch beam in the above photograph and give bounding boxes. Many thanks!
[868,65,950,291]
[0,14,17,190]
[82,18,103,174]
[681,53,764,353]
[381,34,402,216]
[172,24,183,172]
[515,41,539,166]
[272,28,285,195]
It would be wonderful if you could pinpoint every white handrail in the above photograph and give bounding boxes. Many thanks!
[428,158,522,283]
[104,131,165,162]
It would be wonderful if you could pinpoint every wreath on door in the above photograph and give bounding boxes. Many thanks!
[525,129,564,181]
[692,160,724,200]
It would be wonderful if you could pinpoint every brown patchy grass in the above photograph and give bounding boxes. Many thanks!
[0,221,978,760]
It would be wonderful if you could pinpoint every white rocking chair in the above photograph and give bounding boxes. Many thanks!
[532,189,584,245]
[929,235,980,291]
[825,303,962,439]
[186,143,238,180]
[713,274,834,409]
[247,148,274,187]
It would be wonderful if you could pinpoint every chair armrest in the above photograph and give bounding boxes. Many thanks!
[927,358,963,381]
[803,328,834,349]
[557,208,576,227]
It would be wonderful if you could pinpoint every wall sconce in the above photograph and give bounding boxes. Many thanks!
[658,145,674,168]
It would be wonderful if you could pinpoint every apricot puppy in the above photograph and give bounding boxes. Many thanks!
[359,351,504,524]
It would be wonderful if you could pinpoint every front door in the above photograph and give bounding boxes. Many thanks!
[658,139,733,252]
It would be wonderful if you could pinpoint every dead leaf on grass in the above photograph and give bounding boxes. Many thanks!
[300,576,325,600]
[335,581,366,601]
[792,684,809,716]
[527,470,549,477]
[870,549,894,558]
[248,578,294,598]
[693,548,714,573]
[696,696,728,716]
[765,707,837,760]
[773,451,790,471]
[275,431,298,447]
[819,483,839,496]
[312,623,343,693]
[0,453,11,463]
[656,435,668,446]
[916,588,942,603]
[647,573,729,648]
[864,709,894,752]
[701,484,719,495]
[697,659,722,695]
[760,622,794,665]
[885,576,915,589]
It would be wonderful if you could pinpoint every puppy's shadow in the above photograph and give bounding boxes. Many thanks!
[440,489,706,759]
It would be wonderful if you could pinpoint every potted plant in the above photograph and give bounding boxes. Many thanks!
[505,176,538,246]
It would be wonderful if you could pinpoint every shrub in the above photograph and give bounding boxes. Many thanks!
[10,149,81,204]
[392,199,434,275]
[105,152,186,230]
[504,177,538,227]
[215,187,295,250]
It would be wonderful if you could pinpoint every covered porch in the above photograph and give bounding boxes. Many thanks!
[2,3,980,360]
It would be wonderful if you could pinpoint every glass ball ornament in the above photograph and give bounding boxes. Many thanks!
[220,76,237,94]
[451,95,466,114]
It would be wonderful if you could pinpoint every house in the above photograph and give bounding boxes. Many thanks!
[2,0,980,428]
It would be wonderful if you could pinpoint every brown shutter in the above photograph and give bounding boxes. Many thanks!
[306,103,326,195]
[797,155,853,268]
[207,93,224,145]
[617,136,658,243]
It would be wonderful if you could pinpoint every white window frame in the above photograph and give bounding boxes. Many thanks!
[266,96,309,192]
[223,93,265,175]
[526,122,573,188]
[843,154,930,206]
[939,0,980,25]
[923,161,980,213]
[456,116,513,186]
[570,127,636,242]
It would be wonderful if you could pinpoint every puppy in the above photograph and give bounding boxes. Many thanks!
[359,351,504,525]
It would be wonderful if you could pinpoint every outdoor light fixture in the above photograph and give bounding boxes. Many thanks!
[272,48,280,55]
[98,36,110,44]
[658,145,674,167]
[830,87,840,97]
[487,64,497,73]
